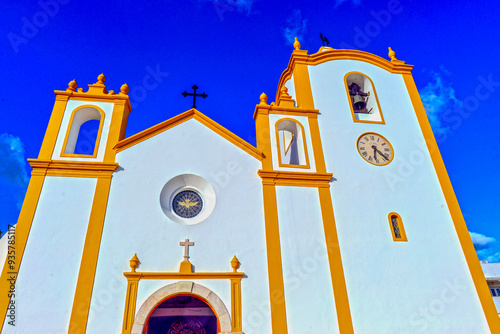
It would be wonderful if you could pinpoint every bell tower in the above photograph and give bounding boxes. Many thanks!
[0,74,132,333]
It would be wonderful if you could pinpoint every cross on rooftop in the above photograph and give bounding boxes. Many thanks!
[179,238,194,261]
[182,85,207,109]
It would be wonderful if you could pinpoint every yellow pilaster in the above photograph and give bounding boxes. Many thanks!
[292,61,315,110]
[122,277,139,334]
[0,173,46,332]
[38,95,69,159]
[230,278,243,333]
[68,176,113,333]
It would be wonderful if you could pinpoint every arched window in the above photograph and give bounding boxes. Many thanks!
[388,212,407,241]
[276,118,309,168]
[61,106,104,157]
[345,72,384,124]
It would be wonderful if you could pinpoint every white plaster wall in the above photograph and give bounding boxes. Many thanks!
[308,60,489,333]
[52,100,114,162]
[2,177,96,333]
[269,114,316,172]
[86,119,271,334]
[276,186,339,333]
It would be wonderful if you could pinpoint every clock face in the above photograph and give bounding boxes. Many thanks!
[172,190,203,218]
[356,132,394,166]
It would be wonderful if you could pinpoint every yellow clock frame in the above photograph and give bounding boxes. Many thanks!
[356,132,394,166]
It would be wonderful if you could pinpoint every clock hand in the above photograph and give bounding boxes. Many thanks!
[375,148,389,160]
[372,145,378,159]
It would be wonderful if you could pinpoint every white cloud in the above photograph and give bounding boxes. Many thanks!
[282,9,307,46]
[419,68,463,135]
[470,231,496,250]
[334,0,361,8]
[0,133,29,187]
[199,0,256,15]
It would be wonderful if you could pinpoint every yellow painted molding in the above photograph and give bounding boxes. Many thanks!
[292,62,315,109]
[308,116,327,173]
[254,104,274,170]
[68,177,113,334]
[344,71,386,125]
[258,170,333,187]
[114,109,264,161]
[388,212,408,241]
[317,187,354,333]
[0,174,46,333]
[104,99,131,163]
[403,73,500,332]
[276,48,414,103]
[275,118,310,169]
[261,183,288,334]
[60,105,106,158]
[121,257,244,334]
[28,159,118,178]
[38,94,69,159]
[253,103,319,120]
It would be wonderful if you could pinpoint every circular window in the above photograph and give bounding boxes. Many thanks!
[172,190,203,218]
[160,174,216,225]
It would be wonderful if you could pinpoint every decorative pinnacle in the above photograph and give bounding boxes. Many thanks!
[97,73,106,84]
[67,79,77,92]
[293,37,301,50]
[231,255,241,273]
[120,83,129,95]
[280,86,292,99]
[129,253,140,272]
[388,47,397,61]
[259,92,268,105]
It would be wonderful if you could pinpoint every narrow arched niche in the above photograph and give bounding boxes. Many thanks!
[345,72,384,124]
[276,118,309,168]
[61,105,104,157]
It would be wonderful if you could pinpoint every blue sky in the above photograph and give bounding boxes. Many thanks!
[1,0,499,261]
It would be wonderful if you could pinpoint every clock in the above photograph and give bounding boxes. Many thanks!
[172,190,203,218]
[356,132,394,166]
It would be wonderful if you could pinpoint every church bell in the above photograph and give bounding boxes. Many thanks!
[353,94,366,110]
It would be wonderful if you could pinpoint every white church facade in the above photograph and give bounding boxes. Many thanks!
[0,42,498,333]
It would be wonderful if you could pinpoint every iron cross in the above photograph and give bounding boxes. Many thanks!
[179,238,194,261]
[182,85,207,109]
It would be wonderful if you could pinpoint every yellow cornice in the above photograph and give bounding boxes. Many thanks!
[253,104,319,119]
[123,271,245,280]
[276,48,414,103]
[114,109,264,161]
[258,170,333,187]
[28,159,118,178]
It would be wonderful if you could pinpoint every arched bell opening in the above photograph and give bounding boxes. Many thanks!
[61,105,105,157]
[345,72,384,124]
[276,118,309,168]
[143,294,220,334]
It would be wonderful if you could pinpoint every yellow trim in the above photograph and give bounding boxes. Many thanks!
[115,109,264,161]
[121,257,244,334]
[0,174,46,333]
[275,118,310,169]
[292,62,315,109]
[258,170,332,188]
[403,73,500,331]
[254,105,274,170]
[388,212,407,241]
[68,177,113,334]
[356,132,394,166]
[308,116,327,173]
[276,48,413,103]
[38,95,69,159]
[344,71,386,125]
[261,183,288,334]
[60,105,105,158]
[318,187,355,334]
[103,99,131,163]
[28,159,118,178]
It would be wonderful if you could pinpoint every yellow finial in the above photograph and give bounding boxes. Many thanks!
[293,37,301,50]
[231,255,241,273]
[67,79,77,92]
[129,253,140,272]
[388,47,397,61]
[97,73,106,84]
[280,86,291,99]
[120,83,129,95]
[259,92,268,105]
